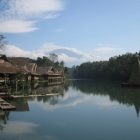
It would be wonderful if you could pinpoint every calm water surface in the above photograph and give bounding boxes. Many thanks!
[1,80,140,140]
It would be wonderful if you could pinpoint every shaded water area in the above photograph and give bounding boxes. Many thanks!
[1,80,140,140]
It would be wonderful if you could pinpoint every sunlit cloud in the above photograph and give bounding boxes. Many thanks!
[94,47,119,52]
[0,0,64,33]
[92,44,125,61]
[3,43,94,66]
[94,44,121,52]
[2,42,127,66]
[0,20,38,33]
[0,0,64,18]
[4,44,37,58]
[44,13,60,20]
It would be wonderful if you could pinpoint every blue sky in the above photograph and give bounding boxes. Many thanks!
[0,0,140,66]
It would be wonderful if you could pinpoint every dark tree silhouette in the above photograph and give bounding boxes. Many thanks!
[0,35,7,52]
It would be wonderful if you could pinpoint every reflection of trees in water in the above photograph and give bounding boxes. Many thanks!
[64,81,69,92]
[10,98,29,112]
[0,84,65,130]
[10,84,65,105]
[36,94,63,104]
[10,82,65,97]
[70,80,140,117]
[34,85,64,95]
[0,111,10,131]
[32,84,64,103]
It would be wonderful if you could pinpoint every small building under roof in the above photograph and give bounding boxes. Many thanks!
[9,57,40,81]
[0,54,21,83]
[0,54,64,86]
[37,66,64,85]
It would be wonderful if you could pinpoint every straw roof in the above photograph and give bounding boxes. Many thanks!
[9,57,38,74]
[38,66,61,74]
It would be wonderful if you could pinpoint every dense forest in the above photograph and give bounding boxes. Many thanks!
[70,52,140,81]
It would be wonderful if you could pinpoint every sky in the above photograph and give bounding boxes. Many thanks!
[0,0,140,66]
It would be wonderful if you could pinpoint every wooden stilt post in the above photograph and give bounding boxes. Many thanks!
[16,78,18,94]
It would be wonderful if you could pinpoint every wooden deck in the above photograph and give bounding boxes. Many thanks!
[0,97,16,110]
[12,93,62,98]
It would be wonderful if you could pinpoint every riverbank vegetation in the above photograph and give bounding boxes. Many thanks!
[70,52,140,81]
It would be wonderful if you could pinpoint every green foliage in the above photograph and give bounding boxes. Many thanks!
[0,34,7,51]
[36,56,53,66]
[128,55,140,84]
[72,53,138,81]
[73,61,108,79]
[36,55,65,68]
[108,53,135,80]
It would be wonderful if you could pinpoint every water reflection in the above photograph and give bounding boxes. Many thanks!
[0,111,9,130]
[0,84,65,123]
[9,82,65,96]
[1,80,140,140]
[70,80,140,116]
[2,121,38,134]
[1,80,140,120]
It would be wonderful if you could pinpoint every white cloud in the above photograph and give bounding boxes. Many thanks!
[6,0,63,17]
[0,0,64,33]
[94,47,118,52]
[3,43,125,66]
[94,44,121,52]
[3,43,94,66]
[0,20,38,33]
[3,44,37,58]
[44,13,59,20]
[92,44,124,61]
[37,43,95,64]
[58,53,77,62]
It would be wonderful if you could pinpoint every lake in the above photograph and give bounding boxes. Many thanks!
[1,80,140,140]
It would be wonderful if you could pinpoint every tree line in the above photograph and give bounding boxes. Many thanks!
[70,52,140,81]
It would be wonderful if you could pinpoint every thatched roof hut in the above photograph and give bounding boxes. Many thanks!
[9,57,38,75]
[0,54,20,74]
[37,66,64,76]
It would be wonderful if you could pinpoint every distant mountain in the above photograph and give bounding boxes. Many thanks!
[47,49,83,58]
[4,44,94,66]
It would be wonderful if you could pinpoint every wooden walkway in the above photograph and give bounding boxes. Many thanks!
[12,93,61,98]
[0,97,16,110]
